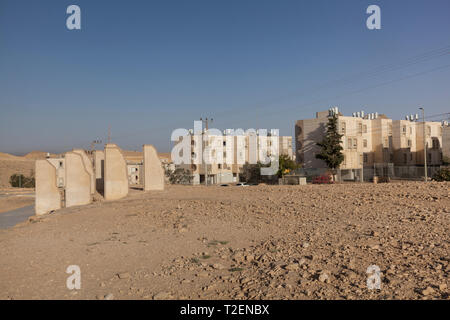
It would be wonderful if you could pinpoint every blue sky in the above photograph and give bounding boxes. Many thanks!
[1,0,449,154]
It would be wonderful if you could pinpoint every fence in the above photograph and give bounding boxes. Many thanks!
[293,165,445,182]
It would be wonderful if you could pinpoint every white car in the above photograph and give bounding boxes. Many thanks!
[236,183,249,187]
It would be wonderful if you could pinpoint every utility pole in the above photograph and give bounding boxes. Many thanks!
[200,117,213,186]
[90,139,102,153]
[419,107,427,182]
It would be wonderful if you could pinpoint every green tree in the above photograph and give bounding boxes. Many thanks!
[165,168,193,184]
[276,154,299,178]
[241,162,264,183]
[9,173,35,188]
[315,115,344,176]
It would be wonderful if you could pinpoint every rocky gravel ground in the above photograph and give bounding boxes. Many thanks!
[0,182,448,300]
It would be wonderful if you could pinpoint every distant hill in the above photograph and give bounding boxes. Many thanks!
[0,152,27,161]
[24,151,60,160]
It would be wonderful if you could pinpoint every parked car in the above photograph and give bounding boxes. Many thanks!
[236,183,249,187]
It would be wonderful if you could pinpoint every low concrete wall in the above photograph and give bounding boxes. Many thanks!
[104,144,128,200]
[65,152,92,208]
[143,145,165,191]
[35,160,61,215]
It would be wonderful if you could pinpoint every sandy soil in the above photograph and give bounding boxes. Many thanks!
[0,182,448,300]
[0,196,34,214]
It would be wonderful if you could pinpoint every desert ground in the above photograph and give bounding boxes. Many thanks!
[0,182,449,300]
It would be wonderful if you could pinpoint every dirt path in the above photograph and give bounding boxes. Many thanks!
[0,196,34,214]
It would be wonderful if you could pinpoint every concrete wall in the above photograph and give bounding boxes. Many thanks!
[93,150,105,193]
[46,158,66,187]
[35,160,61,215]
[143,144,165,191]
[104,144,129,200]
[65,152,92,208]
[73,149,95,195]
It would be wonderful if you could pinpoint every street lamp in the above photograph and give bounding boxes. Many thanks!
[419,107,427,182]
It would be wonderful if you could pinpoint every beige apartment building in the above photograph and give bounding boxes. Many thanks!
[176,130,293,185]
[296,108,445,180]
[393,120,444,166]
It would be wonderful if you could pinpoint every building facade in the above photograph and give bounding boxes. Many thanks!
[175,130,293,185]
[295,108,445,180]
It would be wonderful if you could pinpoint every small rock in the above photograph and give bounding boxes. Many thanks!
[285,264,299,271]
[439,283,447,291]
[104,293,114,300]
[212,263,225,270]
[196,271,209,278]
[318,272,331,283]
[245,255,254,262]
[153,292,171,300]
[117,272,130,279]
[422,286,435,296]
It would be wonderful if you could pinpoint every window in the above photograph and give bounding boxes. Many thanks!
[363,153,368,163]
[341,122,346,134]
[402,126,407,134]
[358,123,363,134]
[353,139,357,149]
[218,164,222,169]
[223,141,226,146]
[432,138,440,149]
[363,139,368,148]
[363,125,367,133]
[407,139,412,147]
[348,138,352,149]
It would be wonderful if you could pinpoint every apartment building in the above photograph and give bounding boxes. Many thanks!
[295,108,444,179]
[443,124,450,162]
[176,130,293,185]
[295,109,388,170]
[393,120,443,166]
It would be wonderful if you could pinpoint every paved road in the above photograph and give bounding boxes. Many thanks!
[0,205,34,230]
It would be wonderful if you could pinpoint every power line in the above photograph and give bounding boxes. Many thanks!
[101,45,450,143]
